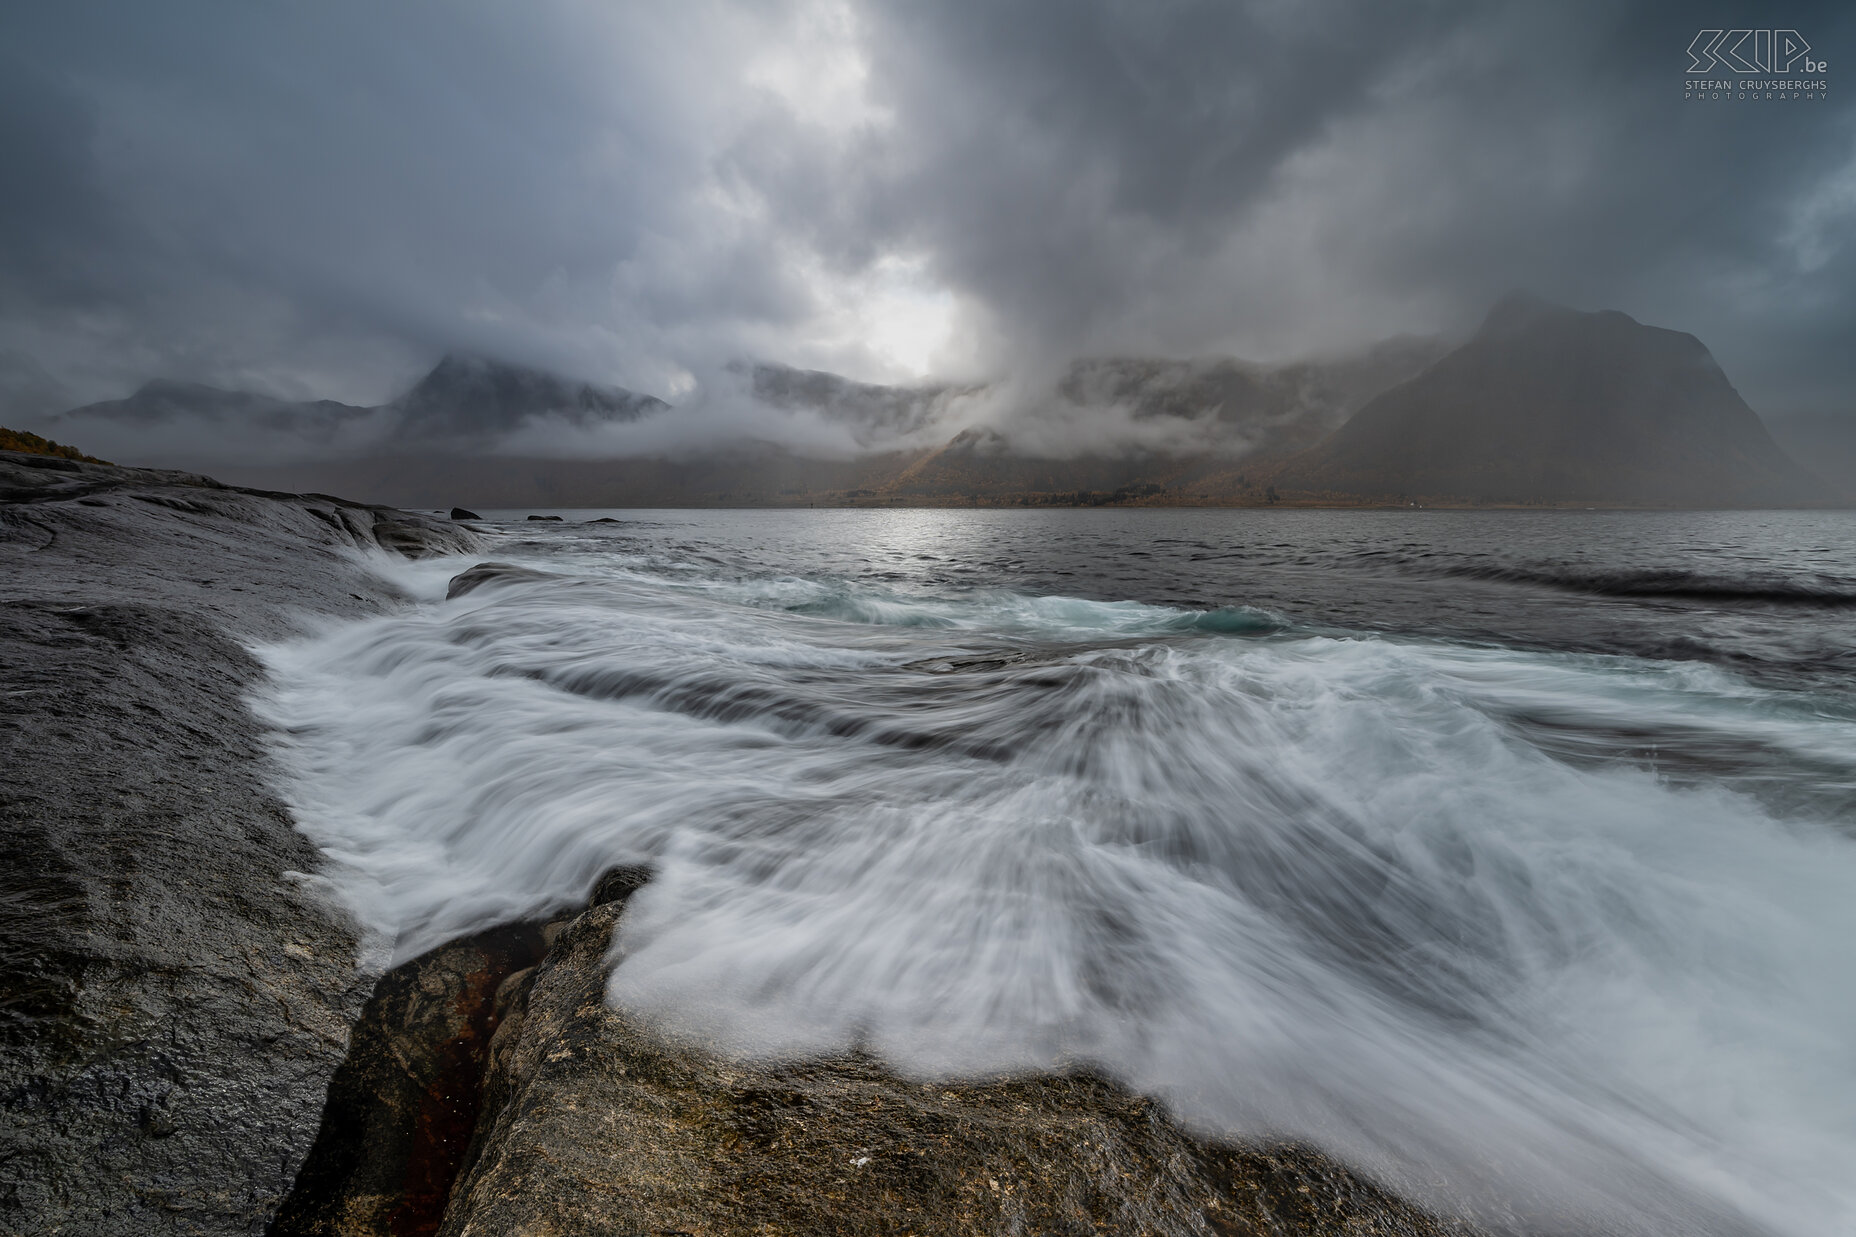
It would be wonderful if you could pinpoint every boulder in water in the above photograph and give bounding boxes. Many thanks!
[446,561,557,599]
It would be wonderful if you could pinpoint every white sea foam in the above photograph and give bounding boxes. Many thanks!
[253,549,1856,1236]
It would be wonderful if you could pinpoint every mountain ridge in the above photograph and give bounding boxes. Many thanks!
[36,299,1843,507]
[50,353,671,461]
[1271,295,1828,506]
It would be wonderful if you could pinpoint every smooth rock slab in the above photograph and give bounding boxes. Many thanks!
[0,451,479,1236]
[441,899,1477,1237]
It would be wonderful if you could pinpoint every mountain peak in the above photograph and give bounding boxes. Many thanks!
[1476,292,1640,341]
[392,353,668,438]
[1276,297,1821,506]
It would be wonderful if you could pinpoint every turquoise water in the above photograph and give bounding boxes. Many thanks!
[259,509,1856,1236]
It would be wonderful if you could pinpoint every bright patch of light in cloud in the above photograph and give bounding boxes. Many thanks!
[844,254,959,379]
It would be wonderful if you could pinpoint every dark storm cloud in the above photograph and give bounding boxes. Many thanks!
[0,2,849,412]
[849,0,1856,408]
[0,0,1852,434]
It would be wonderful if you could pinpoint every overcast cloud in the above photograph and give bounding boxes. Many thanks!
[1,0,1852,429]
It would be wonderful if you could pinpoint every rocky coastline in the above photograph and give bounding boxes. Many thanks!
[0,450,1476,1236]
[0,450,477,1234]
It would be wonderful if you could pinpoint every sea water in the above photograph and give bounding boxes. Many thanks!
[253,508,1856,1236]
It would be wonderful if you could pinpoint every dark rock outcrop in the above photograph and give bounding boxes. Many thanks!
[268,862,1481,1236]
[267,924,547,1237]
[0,450,479,1235]
[443,562,556,600]
[422,890,1477,1237]
[447,507,481,521]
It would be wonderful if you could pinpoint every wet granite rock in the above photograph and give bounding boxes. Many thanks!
[0,451,480,1235]
[437,896,1477,1237]
[267,924,547,1237]
[443,562,555,601]
[448,508,482,522]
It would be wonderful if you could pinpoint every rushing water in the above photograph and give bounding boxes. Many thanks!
[254,508,1856,1237]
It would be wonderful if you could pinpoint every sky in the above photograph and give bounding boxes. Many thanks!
[1,0,1853,427]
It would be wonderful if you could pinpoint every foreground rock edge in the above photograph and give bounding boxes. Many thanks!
[0,450,479,1236]
[278,864,1482,1237]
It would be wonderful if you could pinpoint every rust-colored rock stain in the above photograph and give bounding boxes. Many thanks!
[386,957,514,1235]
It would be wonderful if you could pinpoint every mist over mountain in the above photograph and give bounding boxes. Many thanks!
[36,298,1836,509]
[1042,336,1449,458]
[42,337,1437,475]
[62,380,374,433]
[51,381,389,467]
[5,2,1854,461]
[49,354,669,467]
[738,362,981,449]
[393,354,667,440]
[1768,412,1856,501]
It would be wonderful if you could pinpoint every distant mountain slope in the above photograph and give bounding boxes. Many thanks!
[740,362,977,448]
[1056,335,1449,457]
[50,356,670,464]
[1275,295,1826,506]
[172,342,1447,506]
[393,354,667,439]
[47,309,1825,508]
[59,379,374,438]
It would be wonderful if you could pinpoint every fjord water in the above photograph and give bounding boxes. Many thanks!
[256,509,1856,1236]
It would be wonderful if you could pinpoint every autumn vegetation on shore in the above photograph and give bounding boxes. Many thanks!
[0,426,109,464]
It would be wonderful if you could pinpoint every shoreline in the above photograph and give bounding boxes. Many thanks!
[1,448,1479,1235]
[0,450,476,1233]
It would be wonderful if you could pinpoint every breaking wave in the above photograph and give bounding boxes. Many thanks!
[1432,562,1856,606]
[254,540,1856,1237]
